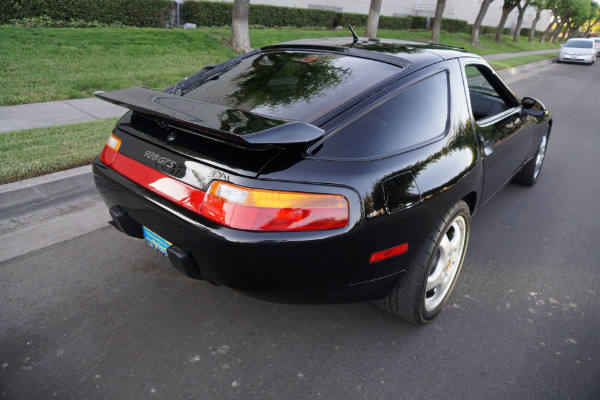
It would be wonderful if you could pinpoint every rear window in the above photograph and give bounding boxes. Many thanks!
[184,51,401,122]
[311,71,450,160]
[564,39,594,49]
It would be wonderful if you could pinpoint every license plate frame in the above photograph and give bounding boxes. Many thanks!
[142,226,172,257]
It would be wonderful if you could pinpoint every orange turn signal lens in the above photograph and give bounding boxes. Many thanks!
[99,133,121,166]
[106,133,121,151]
[200,181,349,231]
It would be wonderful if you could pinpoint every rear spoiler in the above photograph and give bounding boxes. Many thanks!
[95,87,325,146]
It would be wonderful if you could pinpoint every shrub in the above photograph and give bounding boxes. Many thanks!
[8,16,127,28]
[380,15,412,30]
[439,17,468,33]
[183,1,412,30]
[0,0,173,27]
[411,16,428,30]
[465,24,499,35]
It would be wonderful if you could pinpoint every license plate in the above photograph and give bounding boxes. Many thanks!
[143,226,172,257]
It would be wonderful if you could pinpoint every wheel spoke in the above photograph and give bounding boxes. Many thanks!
[438,235,452,259]
[426,260,445,292]
[424,215,467,312]
[534,135,547,179]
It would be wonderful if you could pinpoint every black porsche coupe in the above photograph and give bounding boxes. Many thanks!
[93,36,551,324]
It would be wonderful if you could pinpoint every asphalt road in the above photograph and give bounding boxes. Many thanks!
[2,61,600,400]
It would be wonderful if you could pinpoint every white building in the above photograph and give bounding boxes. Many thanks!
[200,0,553,34]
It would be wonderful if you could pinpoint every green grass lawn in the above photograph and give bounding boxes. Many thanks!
[0,27,237,105]
[488,52,558,70]
[0,26,559,106]
[0,118,118,184]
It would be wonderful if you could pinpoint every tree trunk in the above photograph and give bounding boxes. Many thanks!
[470,0,495,46]
[495,1,517,43]
[529,8,541,43]
[231,0,251,54]
[513,2,527,42]
[549,20,566,44]
[431,0,447,43]
[365,0,383,39]
[584,16,600,36]
[540,16,556,43]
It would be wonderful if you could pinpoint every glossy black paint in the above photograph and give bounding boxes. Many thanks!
[93,37,552,303]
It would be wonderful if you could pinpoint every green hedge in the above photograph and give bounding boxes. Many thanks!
[466,24,510,35]
[519,27,543,38]
[379,15,412,30]
[183,1,411,29]
[439,17,468,33]
[411,16,428,29]
[0,0,173,27]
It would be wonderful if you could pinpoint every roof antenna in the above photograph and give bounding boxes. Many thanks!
[348,25,359,45]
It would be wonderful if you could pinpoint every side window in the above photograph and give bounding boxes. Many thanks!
[465,65,515,121]
[312,71,449,160]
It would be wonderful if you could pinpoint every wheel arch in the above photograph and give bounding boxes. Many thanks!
[461,191,478,215]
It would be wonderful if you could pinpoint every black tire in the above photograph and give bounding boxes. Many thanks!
[512,130,548,186]
[380,201,471,324]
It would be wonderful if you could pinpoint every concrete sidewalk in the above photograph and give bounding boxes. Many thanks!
[0,98,126,133]
[482,48,558,61]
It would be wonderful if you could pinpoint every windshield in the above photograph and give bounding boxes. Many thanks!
[564,39,594,49]
[183,51,401,122]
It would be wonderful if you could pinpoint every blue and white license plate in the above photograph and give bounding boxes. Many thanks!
[143,226,172,257]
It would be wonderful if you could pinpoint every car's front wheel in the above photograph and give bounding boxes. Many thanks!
[380,201,471,324]
[512,130,548,186]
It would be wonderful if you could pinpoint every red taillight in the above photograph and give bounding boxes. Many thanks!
[201,181,349,231]
[99,134,205,213]
[99,133,121,165]
[100,135,349,232]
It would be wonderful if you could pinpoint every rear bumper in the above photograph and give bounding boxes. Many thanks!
[558,54,595,63]
[92,157,399,303]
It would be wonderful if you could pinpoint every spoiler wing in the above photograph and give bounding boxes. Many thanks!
[96,87,325,146]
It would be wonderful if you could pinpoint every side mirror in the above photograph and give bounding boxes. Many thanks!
[521,97,546,117]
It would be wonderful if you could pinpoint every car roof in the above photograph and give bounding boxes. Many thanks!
[263,37,476,71]
[565,38,595,42]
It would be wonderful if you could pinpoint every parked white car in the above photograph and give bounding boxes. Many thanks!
[593,38,600,56]
[557,38,597,65]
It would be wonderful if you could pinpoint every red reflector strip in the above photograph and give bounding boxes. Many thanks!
[104,148,205,213]
[369,243,409,263]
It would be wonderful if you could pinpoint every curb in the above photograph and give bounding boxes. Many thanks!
[495,58,555,78]
[0,165,97,222]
